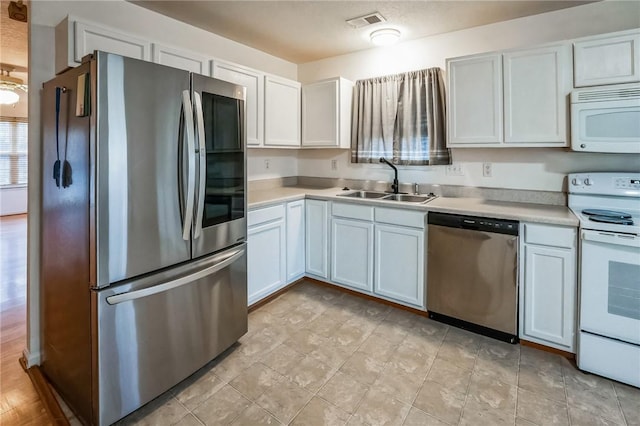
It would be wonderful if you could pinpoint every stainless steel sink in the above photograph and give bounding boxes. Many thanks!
[337,191,388,199]
[382,194,434,203]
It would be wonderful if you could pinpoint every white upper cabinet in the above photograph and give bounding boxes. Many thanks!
[212,61,265,147]
[56,17,151,74]
[302,77,353,148]
[503,44,570,145]
[447,54,503,145]
[574,30,640,87]
[152,44,208,75]
[447,43,570,148]
[265,75,301,147]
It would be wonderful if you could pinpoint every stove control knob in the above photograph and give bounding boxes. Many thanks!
[571,178,582,186]
[584,178,593,186]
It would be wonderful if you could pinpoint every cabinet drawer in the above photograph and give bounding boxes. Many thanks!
[375,208,426,229]
[524,223,576,249]
[248,204,285,227]
[332,203,374,221]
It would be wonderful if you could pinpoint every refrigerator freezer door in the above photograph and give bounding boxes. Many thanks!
[94,243,248,425]
[95,52,192,287]
[191,74,247,258]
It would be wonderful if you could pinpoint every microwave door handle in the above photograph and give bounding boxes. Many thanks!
[193,91,206,239]
[181,90,196,241]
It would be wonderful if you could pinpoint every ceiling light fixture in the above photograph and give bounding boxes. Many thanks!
[0,65,27,105]
[370,28,401,46]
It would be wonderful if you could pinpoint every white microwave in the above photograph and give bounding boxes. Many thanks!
[571,83,640,153]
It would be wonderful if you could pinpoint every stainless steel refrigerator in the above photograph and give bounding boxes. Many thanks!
[40,51,248,425]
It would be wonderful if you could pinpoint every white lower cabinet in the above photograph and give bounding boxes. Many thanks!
[331,218,374,292]
[247,205,286,305]
[305,200,329,279]
[286,200,305,282]
[520,223,577,352]
[374,224,425,309]
[328,203,426,309]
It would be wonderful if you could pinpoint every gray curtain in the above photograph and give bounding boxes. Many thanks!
[351,68,450,166]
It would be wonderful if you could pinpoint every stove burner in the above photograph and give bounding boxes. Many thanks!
[582,209,632,219]
[588,215,634,225]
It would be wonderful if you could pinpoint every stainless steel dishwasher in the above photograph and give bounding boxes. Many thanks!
[427,212,519,343]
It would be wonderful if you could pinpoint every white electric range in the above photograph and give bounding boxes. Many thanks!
[568,172,640,387]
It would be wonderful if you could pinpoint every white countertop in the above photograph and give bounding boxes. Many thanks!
[248,186,579,227]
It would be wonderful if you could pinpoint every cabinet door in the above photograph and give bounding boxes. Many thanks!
[522,244,576,351]
[265,75,301,147]
[574,31,640,87]
[286,200,305,282]
[305,200,328,278]
[331,218,374,293]
[504,45,570,145]
[75,21,150,64]
[447,54,503,145]
[152,44,208,75]
[302,79,338,147]
[212,61,264,147]
[247,220,286,305]
[374,224,425,309]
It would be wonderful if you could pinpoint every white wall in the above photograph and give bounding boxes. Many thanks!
[0,187,28,215]
[248,148,299,181]
[297,1,640,192]
[25,22,55,366]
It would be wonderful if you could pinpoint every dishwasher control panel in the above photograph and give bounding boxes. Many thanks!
[428,212,519,236]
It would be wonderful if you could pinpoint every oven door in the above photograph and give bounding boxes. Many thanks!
[191,74,247,258]
[580,229,640,345]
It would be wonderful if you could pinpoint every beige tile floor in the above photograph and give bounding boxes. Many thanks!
[115,281,639,426]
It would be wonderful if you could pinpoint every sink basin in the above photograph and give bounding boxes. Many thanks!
[382,194,434,203]
[337,191,388,199]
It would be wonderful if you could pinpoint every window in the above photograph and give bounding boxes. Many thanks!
[351,68,450,166]
[0,117,28,187]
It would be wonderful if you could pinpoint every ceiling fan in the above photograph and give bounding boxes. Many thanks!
[0,64,28,105]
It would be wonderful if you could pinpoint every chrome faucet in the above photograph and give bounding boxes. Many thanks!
[379,157,399,194]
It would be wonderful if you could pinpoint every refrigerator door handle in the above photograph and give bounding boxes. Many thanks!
[106,246,245,305]
[193,91,206,239]
[181,90,196,241]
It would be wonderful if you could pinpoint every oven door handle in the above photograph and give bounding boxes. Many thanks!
[582,230,640,248]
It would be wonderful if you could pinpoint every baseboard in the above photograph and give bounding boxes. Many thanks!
[252,276,576,360]
[304,277,429,317]
[520,339,575,360]
[22,347,41,368]
[19,356,69,425]
[248,278,305,313]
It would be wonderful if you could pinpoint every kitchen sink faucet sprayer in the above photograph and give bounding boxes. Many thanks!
[379,157,399,194]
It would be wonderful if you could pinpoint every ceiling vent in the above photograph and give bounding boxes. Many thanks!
[346,12,386,29]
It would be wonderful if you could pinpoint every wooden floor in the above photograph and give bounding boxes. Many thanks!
[0,214,52,425]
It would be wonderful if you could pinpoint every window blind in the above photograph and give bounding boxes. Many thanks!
[0,117,28,186]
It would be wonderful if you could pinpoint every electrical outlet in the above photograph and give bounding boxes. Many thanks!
[483,162,492,177]
[264,159,270,170]
[331,160,338,170]
[446,164,464,176]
